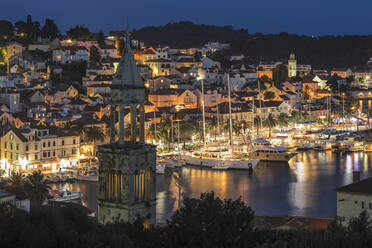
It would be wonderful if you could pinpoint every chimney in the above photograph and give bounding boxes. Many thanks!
[353,171,360,183]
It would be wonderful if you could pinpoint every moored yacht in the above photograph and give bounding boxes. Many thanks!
[48,189,83,202]
[249,138,297,162]
[181,147,259,170]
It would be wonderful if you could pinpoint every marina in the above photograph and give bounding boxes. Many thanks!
[51,150,372,223]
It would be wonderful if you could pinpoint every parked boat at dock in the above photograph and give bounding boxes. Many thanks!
[248,139,297,162]
[48,189,83,202]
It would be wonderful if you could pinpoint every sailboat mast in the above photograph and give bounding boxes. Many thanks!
[217,104,221,153]
[258,78,263,129]
[227,73,233,152]
[154,111,157,143]
[201,79,206,147]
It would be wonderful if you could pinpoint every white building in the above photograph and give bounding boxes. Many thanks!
[52,46,89,64]
[335,175,372,225]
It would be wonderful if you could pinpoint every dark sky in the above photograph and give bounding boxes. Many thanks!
[3,0,372,35]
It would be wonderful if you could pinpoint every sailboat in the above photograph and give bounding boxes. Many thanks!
[182,74,260,169]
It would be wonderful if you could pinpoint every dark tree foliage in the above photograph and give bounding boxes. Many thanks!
[0,20,14,38]
[1,192,372,247]
[97,30,105,46]
[67,25,91,39]
[164,192,256,247]
[41,19,59,39]
[326,75,339,92]
[89,45,101,63]
[15,15,40,42]
[0,205,134,248]
[133,21,372,68]
[60,61,87,83]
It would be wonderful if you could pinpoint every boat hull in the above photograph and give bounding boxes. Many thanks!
[181,155,259,170]
[76,174,98,182]
[249,152,297,162]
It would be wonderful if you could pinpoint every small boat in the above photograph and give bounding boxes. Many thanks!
[156,163,166,174]
[48,189,83,202]
[76,168,98,182]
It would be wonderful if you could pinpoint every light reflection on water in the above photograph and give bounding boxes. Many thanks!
[51,151,372,223]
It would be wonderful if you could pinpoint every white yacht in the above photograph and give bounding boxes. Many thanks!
[182,149,259,170]
[49,189,83,202]
[249,138,297,162]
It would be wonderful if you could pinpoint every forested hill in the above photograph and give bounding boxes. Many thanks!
[132,21,372,68]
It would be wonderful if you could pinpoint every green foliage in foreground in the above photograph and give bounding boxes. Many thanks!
[0,192,372,248]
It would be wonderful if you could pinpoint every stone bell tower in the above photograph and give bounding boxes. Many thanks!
[97,31,156,225]
[288,52,297,78]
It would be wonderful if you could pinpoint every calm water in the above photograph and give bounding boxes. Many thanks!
[52,151,372,223]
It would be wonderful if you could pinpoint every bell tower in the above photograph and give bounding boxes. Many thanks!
[97,30,156,225]
[288,52,297,78]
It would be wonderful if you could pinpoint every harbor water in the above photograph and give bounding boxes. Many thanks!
[52,151,372,223]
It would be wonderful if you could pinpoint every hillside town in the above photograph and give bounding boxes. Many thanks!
[1,17,372,229]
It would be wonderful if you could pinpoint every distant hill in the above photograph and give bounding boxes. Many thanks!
[132,21,372,68]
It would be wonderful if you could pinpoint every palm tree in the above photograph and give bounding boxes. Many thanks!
[276,113,290,128]
[238,120,248,135]
[191,121,203,142]
[7,172,26,200]
[207,117,218,141]
[82,126,106,155]
[253,116,262,135]
[145,124,156,142]
[83,126,105,143]
[179,121,194,146]
[24,171,49,208]
[264,114,277,138]
[0,169,6,188]
[232,121,241,136]
[8,172,25,188]
[157,118,172,148]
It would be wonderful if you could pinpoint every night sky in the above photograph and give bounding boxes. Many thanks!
[2,0,371,35]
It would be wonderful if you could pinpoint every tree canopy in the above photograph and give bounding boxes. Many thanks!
[41,19,59,39]
[1,191,372,247]
[132,21,372,68]
[67,25,91,39]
